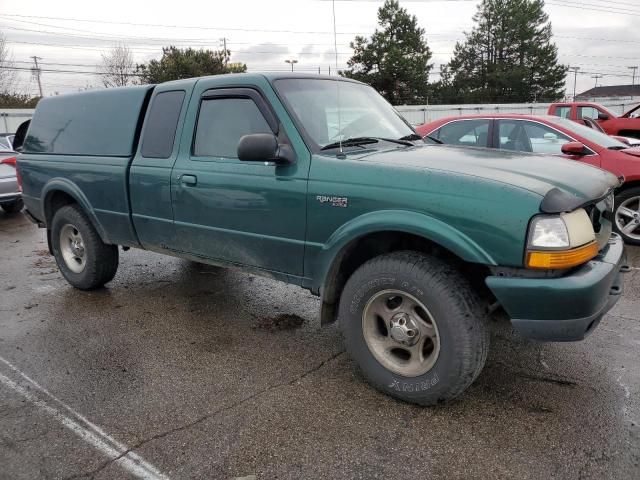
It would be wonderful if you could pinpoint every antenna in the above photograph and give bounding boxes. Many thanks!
[332,0,343,155]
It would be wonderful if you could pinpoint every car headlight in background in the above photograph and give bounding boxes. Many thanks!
[526,209,598,269]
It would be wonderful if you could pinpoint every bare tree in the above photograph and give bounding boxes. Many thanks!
[99,44,134,88]
[0,34,16,95]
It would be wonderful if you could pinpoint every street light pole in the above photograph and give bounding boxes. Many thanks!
[628,66,638,86]
[569,66,580,101]
[285,59,298,72]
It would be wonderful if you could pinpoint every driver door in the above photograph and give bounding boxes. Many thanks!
[170,85,309,276]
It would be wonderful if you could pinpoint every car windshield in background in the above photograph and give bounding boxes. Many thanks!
[547,116,628,149]
[274,78,416,150]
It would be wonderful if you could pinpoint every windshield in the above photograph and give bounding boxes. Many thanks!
[547,116,628,149]
[274,78,415,150]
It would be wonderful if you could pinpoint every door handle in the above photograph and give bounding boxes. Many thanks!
[180,174,197,186]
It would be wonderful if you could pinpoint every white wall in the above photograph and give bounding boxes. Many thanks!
[4,97,640,134]
[394,98,640,125]
[0,109,34,133]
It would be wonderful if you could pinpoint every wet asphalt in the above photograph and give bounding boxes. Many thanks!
[0,211,639,480]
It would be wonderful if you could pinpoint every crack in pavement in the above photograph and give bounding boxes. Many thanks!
[62,349,346,480]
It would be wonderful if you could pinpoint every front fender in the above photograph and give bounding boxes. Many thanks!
[41,178,110,244]
[312,209,496,287]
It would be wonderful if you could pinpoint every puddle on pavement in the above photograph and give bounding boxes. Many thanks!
[252,313,305,331]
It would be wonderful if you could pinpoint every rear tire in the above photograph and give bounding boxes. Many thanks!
[1,198,23,213]
[51,204,119,290]
[338,251,489,406]
[614,188,640,245]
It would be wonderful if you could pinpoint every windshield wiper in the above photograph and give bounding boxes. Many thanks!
[399,133,423,141]
[608,145,628,150]
[424,135,443,144]
[320,137,379,151]
[320,136,416,151]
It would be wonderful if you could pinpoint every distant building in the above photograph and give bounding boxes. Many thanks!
[576,84,640,102]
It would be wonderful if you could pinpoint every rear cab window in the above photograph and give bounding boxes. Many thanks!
[552,106,571,118]
[141,90,186,159]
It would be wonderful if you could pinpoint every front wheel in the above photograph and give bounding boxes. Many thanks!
[338,251,489,405]
[614,188,640,245]
[51,204,119,290]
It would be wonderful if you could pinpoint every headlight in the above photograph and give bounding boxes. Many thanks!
[529,216,569,248]
[526,209,598,269]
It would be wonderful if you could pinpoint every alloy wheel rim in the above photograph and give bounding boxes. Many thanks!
[59,224,86,273]
[615,196,640,241]
[362,289,441,377]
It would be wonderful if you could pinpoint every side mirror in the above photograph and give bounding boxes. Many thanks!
[237,133,295,165]
[561,141,588,156]
[543,132,558,141]
[597,112,610,121]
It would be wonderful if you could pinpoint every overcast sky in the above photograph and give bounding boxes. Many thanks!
[1,0,638,100]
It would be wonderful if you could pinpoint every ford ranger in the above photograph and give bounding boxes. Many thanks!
[549,101,640,139]
[17,74,627,405]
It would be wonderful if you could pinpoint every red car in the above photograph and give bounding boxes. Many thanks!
[548,102,640,139]
[416,114,640,244]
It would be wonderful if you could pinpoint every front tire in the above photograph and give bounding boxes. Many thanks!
[338,251,489,406]
[614,188,640,245]
[51,204,119,290]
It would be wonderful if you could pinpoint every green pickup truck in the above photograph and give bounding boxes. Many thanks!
[17,74,627,405]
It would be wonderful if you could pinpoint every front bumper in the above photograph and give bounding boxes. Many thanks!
[486,234,627,341]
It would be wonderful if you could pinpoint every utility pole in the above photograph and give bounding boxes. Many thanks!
[219,38,228,68]
[628,66,638,86]
[592,74,603,88]
[31,56,43,97]
[569,66,580,101]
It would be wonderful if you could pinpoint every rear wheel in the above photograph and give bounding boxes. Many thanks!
[614,188,640,245]
[1,198,23,213]
[51,204,119,289]
[338,251,489,405]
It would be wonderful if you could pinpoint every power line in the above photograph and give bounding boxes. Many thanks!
[548,0,640,17]
[552,0,640,13]
[0,13,369,35]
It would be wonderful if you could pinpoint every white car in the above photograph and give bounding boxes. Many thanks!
[0,150,22,214]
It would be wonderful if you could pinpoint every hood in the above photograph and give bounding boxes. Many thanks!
[349,144,619,203]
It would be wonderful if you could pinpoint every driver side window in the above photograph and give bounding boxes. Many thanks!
[498,120,571,155]
[193,97,272,158]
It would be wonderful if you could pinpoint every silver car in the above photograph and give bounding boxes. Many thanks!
[0,150,22,213]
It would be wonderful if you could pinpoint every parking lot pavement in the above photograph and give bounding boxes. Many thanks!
[1,210,639,480]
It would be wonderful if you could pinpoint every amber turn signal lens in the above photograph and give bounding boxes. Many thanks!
[526,241,599,270]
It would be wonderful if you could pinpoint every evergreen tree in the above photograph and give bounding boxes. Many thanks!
[445,0,567,103]
[342,0,432,105]
[136,46,247,84]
